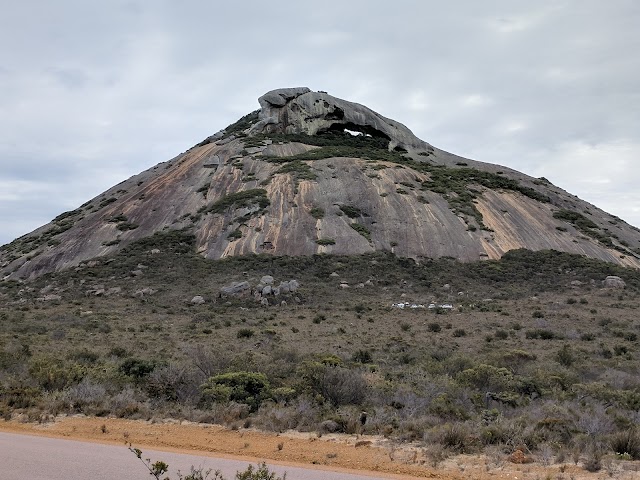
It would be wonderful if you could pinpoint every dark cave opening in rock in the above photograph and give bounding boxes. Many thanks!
[322,121,391,141]
[324,106,345,121]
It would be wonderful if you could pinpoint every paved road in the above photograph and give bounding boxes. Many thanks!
[0,431,394,480]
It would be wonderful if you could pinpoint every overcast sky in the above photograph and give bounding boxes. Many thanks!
[1,1,639,246]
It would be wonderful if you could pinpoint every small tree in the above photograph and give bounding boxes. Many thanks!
[130,445,286,479]
[201,371,271,411]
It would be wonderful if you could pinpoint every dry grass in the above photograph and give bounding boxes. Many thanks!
[1,233,639,471]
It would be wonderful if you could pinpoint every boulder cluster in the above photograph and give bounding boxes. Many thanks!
[214,275,300,306]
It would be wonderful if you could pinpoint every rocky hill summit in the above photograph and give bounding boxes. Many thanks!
[2,87,640,279]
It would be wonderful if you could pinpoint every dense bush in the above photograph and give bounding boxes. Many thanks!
[2,230,640,468]
[201,372,271,411]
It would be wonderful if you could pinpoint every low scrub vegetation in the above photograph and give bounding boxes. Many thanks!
[247,130,552,230]
[199,189,270,216]
[1,231,639,471]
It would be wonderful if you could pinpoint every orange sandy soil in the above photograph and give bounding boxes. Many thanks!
[0,416,637,480]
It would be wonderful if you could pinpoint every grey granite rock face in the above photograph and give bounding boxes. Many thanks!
[251,88,431,152]
[602,275,626,288]
[260,275,274,285]
[2,88,640,280]
[220,281,250,297]
[258,87,311,108]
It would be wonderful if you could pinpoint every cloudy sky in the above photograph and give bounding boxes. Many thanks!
[1,1,639,245]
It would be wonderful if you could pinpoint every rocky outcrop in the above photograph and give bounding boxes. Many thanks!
[2,87,640,280]
[219,281,251,297]
[602,276,626,289]
[251,87,431,152]
[219,276,300,305]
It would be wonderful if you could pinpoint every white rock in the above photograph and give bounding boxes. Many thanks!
[602,276,625,289]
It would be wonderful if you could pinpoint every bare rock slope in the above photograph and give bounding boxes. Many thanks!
[3,88,640,279]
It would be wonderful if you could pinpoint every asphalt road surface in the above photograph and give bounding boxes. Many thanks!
[0,431,394,480]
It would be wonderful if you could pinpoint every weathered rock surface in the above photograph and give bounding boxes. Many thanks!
[252,87,430,152]
[602,276,626,289]
[134,287,157,298]
[2,87,640,280]
[219,281,250,297]
[37,294,61,302]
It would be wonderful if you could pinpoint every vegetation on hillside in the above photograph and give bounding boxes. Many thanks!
[553,209,626,252]
[1,230,639,471]
[198,189,270,216]
[244,130,551,230]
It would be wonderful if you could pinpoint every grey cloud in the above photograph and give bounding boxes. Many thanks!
[1,0,639,245]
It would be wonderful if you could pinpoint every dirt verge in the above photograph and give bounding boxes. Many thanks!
[0,416,636,480]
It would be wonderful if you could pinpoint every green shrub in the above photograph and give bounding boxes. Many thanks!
[219,110,260,139]
[555,344,575,367]
[275,160,316,181]
[494,329,508,340]
[309,207,325,219]
[28,357,86,391]
[108,214,128,223]
[119,358,157,379]
[237,328,255,338]
[339,205,364,218]
[352,349,373,363]
[552,209,613,247]
[319,366,368,406]
[525,329,557,340]
[200,189,269,215]
[315,238,335,246]
[196,182,211,194]
[69,349,100,365]
[201,371,271,411]
[116,221,139,231]
[350,223,371,241]
[431,423,476,453]
[457,364,515,392]
[235,462,286,480]
[609,428,640,459]
[108,347,128,358]
[227,229,243,241]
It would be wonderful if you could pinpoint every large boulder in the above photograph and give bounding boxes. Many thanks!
[38,294,61,302]
[602,276,626,289]
[251,88,431,152]
[134,287,157,298]
[220,281,251,297]
[278,281,290,294]
[260,275,274,285]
